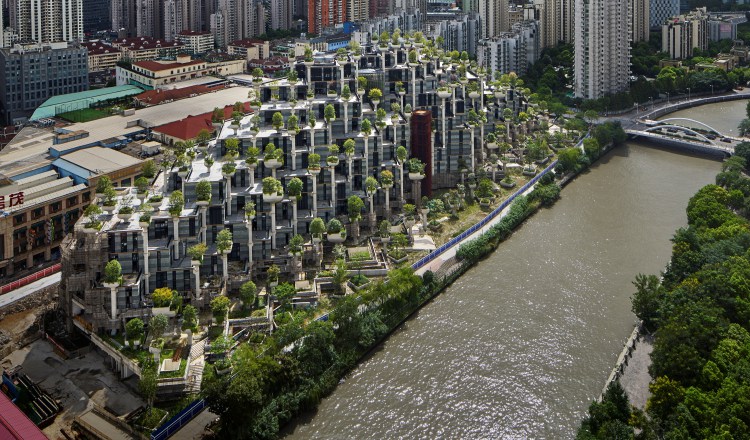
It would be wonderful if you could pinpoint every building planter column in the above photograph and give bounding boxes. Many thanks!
[172,215,181,260]
[245,215,254,272]
[103,282,119,319]
[192,260,201,302]
[223,170,235,216]
[220,248,230,285]
[139,221,151,295]
[309,167,320,219]
[265,193,283,249]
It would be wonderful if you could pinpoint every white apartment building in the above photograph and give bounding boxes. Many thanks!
[662,7,708,59]
[479,0,508,38]
[631,0,650,43]
[574,0,631,100]
[176,31,215,54]
[13,0,83,43]
[478,20,540,77]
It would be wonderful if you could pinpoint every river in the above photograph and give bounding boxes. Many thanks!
[284,137,723,438]
[657,98,748,135]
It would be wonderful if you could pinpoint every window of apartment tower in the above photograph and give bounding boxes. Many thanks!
[13,213,26,226]
[31,207,44,219]
[120,233,128,252]
[66,196,78,207]
[82,192,91,203]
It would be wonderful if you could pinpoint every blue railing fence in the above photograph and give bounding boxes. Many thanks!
[151,398,207,440]
[412,160,559,272]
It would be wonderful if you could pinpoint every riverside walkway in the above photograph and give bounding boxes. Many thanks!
[413,162,557,277]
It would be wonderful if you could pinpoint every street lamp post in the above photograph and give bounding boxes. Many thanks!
[687,88,691,102]
[649,96,653,110]
[711,84,714,95]
[666,92,669,104]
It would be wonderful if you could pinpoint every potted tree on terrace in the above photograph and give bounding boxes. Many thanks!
[310,217,325,245]
[245,146,260,186]
[168,190,184,259]
[195,180,212,206]
[324,104,336,143]
[264,143,283,171]
[187,242,207,265]
[326,218,346,243]
[272,111,285,133]
[216,228,233,284]
[135,177,149,200]
[263,176,283,248]
[103,259,122,319]
[267,264,280,287]
[102,187,118,213]
[327,144,340,166]
[347,195,364,241]
[369,88,383,111]
[96,175,113,201]
[380,170,394,216]
[118,200,134,221]
[396,145,408,204]
[408,158,425,180]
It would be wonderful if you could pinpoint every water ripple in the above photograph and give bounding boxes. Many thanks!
[283,144,722,440]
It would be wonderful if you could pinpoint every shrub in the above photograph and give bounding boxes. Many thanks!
[135,176,149,194]
[216,229,233,253]
[310,218,325,237]
[103,259,122,284]
[168,191,184,217]
[125,318,144,342]
[211,295,231,324]
[152,287,174,307]
[196,180,212,202]
[187,243,208,262]
[262,177,282,195]
[326,218,343,234]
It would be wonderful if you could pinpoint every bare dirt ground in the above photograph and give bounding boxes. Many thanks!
[1,339,144,439]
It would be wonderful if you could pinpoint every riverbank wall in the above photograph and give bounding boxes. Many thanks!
[598,322,642,401]
[643,92,750,120]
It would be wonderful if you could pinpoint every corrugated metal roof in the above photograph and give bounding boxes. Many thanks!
[55,147,141,173]
[0,391,49,440]
[2,184,87,214]
[30,85,144,121]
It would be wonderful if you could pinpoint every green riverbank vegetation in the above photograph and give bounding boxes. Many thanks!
[577,154,750,439]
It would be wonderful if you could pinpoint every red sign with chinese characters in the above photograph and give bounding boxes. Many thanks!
[0,192,25,209]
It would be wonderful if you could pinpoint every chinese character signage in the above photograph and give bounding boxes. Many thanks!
[0,192,25,209]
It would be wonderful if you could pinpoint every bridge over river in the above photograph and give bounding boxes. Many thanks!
[625,117,738,156]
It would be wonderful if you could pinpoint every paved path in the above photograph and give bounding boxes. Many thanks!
[619,334,654,409]
[0,272,60,309]
[169,408,217,440]
[415,184,537,276]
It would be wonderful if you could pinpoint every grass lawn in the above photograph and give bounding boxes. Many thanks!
[58,107,111,123]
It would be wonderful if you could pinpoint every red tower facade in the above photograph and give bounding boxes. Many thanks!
[308,0,347,34]
[410,110,432,198]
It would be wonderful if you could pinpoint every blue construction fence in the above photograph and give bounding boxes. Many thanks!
[412,160,559,272]
[151,398,207,440]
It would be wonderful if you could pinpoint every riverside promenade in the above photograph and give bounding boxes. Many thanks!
[413,162,557,277]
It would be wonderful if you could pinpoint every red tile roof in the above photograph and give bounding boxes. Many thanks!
[0,391,49,440]
[229,39,267,48]
[153,102,253,140]
[113,37,184,50]
[178,30,212,36]
[82,41,118,55]
[133,59,204,72]
[134,85,213,106]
